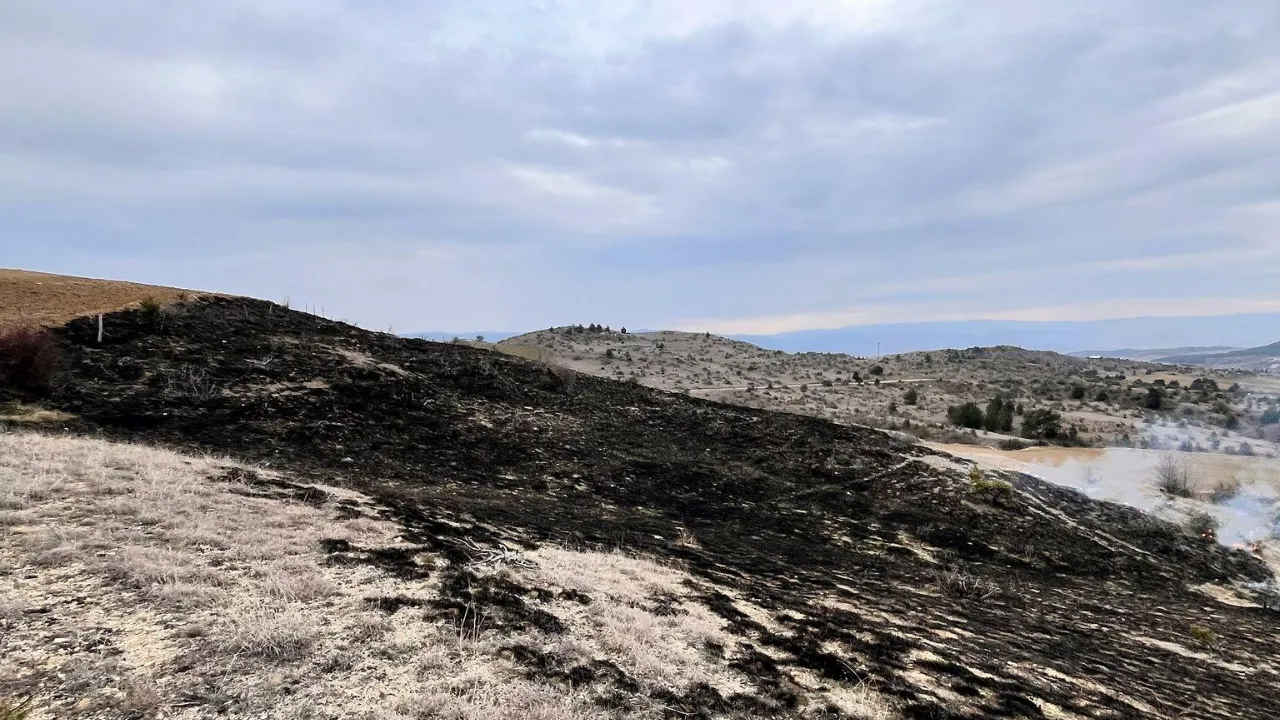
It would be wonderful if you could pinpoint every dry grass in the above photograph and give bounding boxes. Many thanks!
[0,429,900,719]
[0,402,76,424]
[0,268,203,328]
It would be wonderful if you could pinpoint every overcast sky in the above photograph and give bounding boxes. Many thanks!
[3,1,1279,334]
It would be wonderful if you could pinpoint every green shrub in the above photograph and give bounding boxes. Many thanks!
[1188,624,1218,647]
[969,467,1016,506]
[948,402,984,430]
[903,388,919,405]
[1020,409,1063,440]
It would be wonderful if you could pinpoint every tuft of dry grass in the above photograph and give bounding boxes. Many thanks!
[218,603,320,660]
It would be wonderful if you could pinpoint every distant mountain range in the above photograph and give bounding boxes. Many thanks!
[1158,340,1280,370]
[407,312,1280,358]
[1065,347,1238,362]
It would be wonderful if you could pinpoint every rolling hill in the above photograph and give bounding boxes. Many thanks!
[2,274,1279,719]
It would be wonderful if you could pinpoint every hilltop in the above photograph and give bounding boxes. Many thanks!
[2,287,1279,719]
[0,268,203,328]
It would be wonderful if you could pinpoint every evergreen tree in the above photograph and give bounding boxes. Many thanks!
[999,400,1015,432]
[984,397,1004,432]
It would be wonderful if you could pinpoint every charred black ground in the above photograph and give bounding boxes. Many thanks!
[5,296,1278,719]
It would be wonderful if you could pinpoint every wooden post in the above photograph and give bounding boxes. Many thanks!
[97,314,104,344]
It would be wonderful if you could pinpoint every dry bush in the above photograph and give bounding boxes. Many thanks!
[0,325,59,391]
[1184,512,1219,541]
[935,568,1001,600]
[1154,453,1193,497]
[1208,478,1241,503]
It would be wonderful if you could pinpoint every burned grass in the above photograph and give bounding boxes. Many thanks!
[2,295,1279,718]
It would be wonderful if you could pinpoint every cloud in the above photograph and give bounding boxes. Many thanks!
[1,0,1278,334]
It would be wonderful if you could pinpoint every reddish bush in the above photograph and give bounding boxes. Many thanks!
[0,325,60,391]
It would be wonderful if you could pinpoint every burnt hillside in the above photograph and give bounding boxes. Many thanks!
[5,295,1279,719]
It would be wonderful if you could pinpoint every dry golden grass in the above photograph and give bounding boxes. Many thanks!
[0,268,208,328]
[0,429,900,719]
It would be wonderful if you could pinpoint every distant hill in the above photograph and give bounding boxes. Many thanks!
[1067,346,1238,362]
[405,330,521,343]
[1159,340,1280,369]
[731,313,1280,356]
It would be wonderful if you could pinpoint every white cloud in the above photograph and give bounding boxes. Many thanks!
[1,0,1279,333]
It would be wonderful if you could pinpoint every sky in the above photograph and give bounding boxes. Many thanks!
[2,1,1280,335]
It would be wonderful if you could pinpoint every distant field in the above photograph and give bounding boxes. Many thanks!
[0,268,202,328]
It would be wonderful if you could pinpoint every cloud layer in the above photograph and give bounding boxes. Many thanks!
[2,1,1278,333]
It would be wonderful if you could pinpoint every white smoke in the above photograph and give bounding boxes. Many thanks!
[1020,448,1280,545]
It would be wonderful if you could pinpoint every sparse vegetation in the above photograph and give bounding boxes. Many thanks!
[903,387,919,405]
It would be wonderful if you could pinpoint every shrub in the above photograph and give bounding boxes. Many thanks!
[969,466,1016,506]
[138,296,163,314]
[998,439,1030,451]
[0,326,60,392]
[1020,409,1063,440]
[903,388,919,405]
[935,568,1001,600]
[869,364,884,376]
[1185,511,1219,542]
[1154,453,1193,497]
[1209,478,1241,503]
[1187,624,1218,647]
[1146,386,1164,410]
[1262,408,1280,425]
[947,402,984,430]
[1070,386,1086,400]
